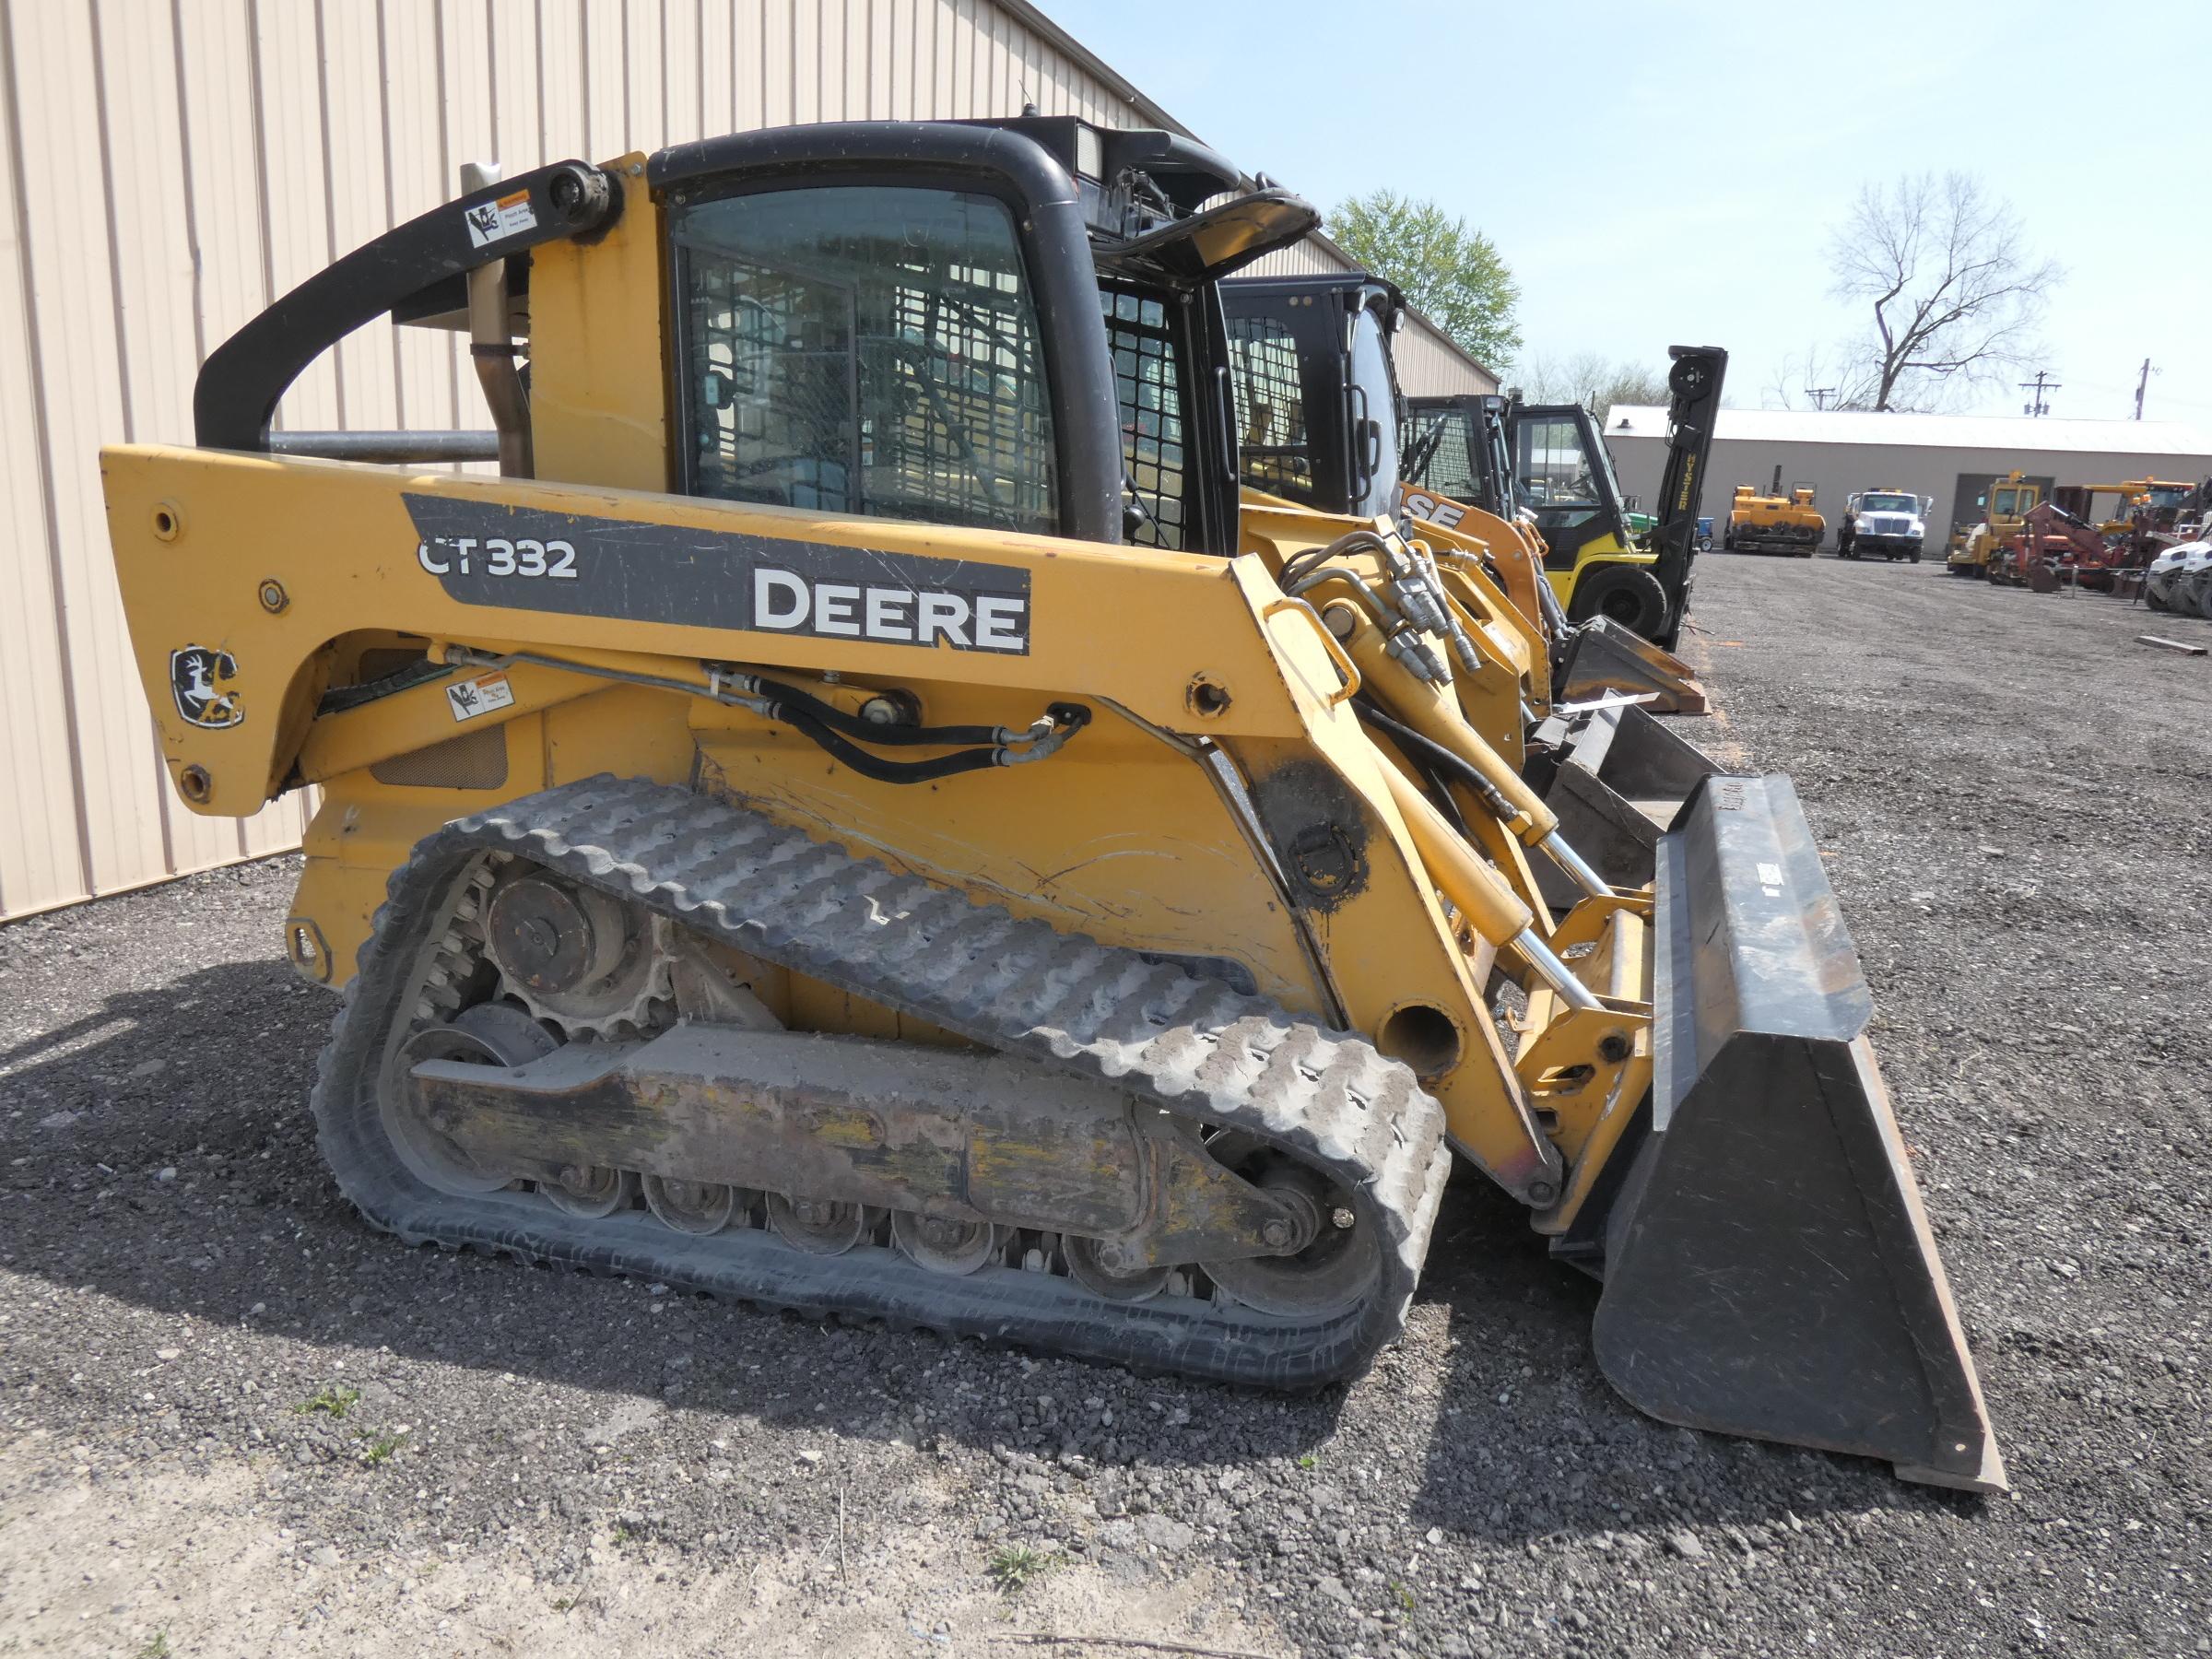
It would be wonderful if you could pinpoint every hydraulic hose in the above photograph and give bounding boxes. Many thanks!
[1357,703,1608,901]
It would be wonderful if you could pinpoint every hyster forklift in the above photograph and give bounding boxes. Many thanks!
[99,117,2001,1490]
[1403,354,1725,655]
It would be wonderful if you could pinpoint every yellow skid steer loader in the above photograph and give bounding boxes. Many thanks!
[100,117,2001,1490]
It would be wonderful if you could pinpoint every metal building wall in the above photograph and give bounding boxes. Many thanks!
[1606,431,2212,552]
[0,0,1490,922]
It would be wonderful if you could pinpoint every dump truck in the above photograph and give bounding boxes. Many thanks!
[97,117,2002,1492]
[1724,473,1824,556]
[1837,489,1930,562]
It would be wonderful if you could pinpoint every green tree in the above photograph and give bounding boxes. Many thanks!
[1327,191,1521,368]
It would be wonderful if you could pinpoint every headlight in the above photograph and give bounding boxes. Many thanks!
[1909,521,1924,536]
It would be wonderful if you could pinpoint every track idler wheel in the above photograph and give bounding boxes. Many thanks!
[892,1211,1006,1276]
[642,1174,746,1234]
[389,1002,555,1194]
[766,1193,871,1255]
[542,1164,636,1218]
[1063,1235,1172,1303]
[1200,1136,1378,1318]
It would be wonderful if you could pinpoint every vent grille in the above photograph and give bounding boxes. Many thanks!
[370,725,509,790]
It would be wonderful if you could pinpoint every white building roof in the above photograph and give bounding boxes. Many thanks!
[1600,405,2212,458]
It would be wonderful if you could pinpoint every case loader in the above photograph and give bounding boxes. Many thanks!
[100,117,2002,1491]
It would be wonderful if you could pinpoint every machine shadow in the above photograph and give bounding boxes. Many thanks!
[1402,1176,1984,1542]
[0,958,1363,1466]
[2,955,1990,1525]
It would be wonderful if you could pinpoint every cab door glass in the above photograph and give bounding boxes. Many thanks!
[1344,308,1400,516]
[671,184,1058,536]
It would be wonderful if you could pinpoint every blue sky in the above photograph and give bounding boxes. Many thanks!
[1042,0,2209,424]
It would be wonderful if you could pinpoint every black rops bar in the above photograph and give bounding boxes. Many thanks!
[194,160,619,453]
[270,430,500,465]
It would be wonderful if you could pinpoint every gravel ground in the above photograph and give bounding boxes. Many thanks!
[2,553,2207,1658]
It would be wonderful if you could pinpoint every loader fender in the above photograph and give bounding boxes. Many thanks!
[1590,773,2006,1492]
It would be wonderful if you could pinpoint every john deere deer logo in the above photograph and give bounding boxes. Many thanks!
[170,646,243,730]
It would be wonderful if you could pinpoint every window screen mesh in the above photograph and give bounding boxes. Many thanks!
[1100,284,1186,550]
[1406,408,1477,500]
[676,186,1057,536]
[1227,315,1311,500]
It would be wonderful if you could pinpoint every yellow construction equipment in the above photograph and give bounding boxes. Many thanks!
[98,117,2002,1491]
[1947,470,2040,578]
[1724,474,1824,556]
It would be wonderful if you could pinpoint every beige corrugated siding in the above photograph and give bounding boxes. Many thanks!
[0,0,1491,922]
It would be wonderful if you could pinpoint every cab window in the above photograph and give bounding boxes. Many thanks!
[671,184,1058,536]
[1515,416,1600,509]
[1227,312,1310,503]
[1406,408,1476,500]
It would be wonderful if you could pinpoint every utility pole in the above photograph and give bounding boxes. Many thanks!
[2019,369,2060,417]
[1803,386,1836,411]
[2134,358,2156,419]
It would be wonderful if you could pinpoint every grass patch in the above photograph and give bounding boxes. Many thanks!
[356,1430,406,1466]
[1393,1579,1417,1612]
[292,1384,361,1420]
[137,1636,171,1659]
[1295,1452,1318,1471]
[986,1543,1063,1594]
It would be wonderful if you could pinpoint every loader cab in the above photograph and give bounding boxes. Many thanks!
[194,118,1316,566]
[1402,394,1521,522]
[1218,272,1407,519]
[1510,403,1634,573]
[658,119,1315,560]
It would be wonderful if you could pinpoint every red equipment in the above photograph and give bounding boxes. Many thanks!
[1995,502,2112,591]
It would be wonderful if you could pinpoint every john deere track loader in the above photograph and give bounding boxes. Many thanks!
[100,118,2001,1490]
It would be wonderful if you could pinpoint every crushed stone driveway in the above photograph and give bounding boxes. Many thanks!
[1,551,2206,1657]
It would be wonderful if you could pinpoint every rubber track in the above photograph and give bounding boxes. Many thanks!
[311,776,1452,1389]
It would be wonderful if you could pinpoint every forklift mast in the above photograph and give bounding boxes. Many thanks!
[1644,347,1728,644]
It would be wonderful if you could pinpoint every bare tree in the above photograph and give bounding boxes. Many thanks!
[1827,172,2060,411]
[1762,343,1879,412]
[1512,350,1668,412]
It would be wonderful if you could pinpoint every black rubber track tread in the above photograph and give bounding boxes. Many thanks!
[311,776,1452,1389]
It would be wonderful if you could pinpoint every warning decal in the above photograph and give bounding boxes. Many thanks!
[446,670,516,723]
[463,189,536,249]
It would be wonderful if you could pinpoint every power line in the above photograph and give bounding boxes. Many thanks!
[1803,386,1836,411]
[2019,369,2060,418]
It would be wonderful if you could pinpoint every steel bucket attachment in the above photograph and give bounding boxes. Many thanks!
[1529,702,1723,909]
[1557,616,1708,714]
[1585,774,2006,1492]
